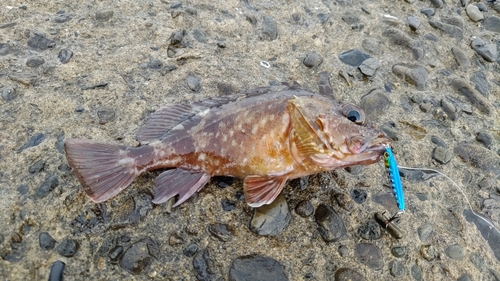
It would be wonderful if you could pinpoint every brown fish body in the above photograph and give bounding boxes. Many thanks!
[65,82,391,207]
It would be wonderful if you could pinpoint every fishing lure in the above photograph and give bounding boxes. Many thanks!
[384,145,405,226]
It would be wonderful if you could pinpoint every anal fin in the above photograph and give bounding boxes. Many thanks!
[152,169,210,207]
[243,175,288,208]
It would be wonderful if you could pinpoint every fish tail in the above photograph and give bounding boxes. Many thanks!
[64,138,150,203]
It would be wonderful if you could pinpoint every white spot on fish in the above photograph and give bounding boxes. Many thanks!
[251,124,258,134]
[198,153,206,161]
[171,124,184,130]
[118,157,135,167]
[231,139,237,146]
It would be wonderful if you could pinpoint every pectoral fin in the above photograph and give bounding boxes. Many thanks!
[288,98,327,157]
[152,169,210,207]
[243,175,288,208]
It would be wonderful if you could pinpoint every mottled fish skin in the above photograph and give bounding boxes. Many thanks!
[65,80,391,208]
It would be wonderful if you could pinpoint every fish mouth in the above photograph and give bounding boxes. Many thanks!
[347,134,392,155]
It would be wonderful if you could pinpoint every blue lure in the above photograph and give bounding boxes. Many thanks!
[384,146,405,225]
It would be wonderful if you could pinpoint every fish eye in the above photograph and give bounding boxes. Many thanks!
[342,104,366,125]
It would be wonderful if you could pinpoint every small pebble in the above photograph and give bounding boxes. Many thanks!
[338,245,348,257]
[2,86,17,101]
[29,159,45,174]
[350,189,367,204]
[17,184,29,195]
[420,8,435,17]
[411,265,424,281]
[302,52,323,67]
[48,261,65,281]
[389,260,405,277]
[407,16,421,31]
[192,29,207,43]
[476,132,492,149]
[430,0,443,8]
[35,175,59,199]
[221,199,236,211]
[357,220,381,240]
[0,43,10,55]
[108,246,124,263]
[249,195,291,236]
[470,71,489,97]
[39,232,57,250]
[417,223,432,241]
[338,49,370,67]
[193,249,218,280]
[54,13,72,23]
[27,33,55,50]
[482,16,500,33]
[334,193,354,211]
[470,252,485,270]
[75,105,84,112]
[26,57,45,67]
[391,246,407,258]
[471,37,497,63]
[208,223,233,242]
[57,239,79,257]
[358,58,379,76]
[428,20,463,40]
[120,238,159,275]
[183,243,198,257]
[295,200,314,217]
[334,268,366,281]
[451,79,492,115]
[360,89,391,119]
[355,243,383,270]
[454,142,500,176]
[420,244,437,261]
[95,9,114,22]
[458,274,472,281]
[97,108,115,124]
[229,254,288,281]
[466,4,484,22]
[431,136,447,148]
[17,133,45,153]
[168,233,184,246]
[261,16,278,41]
[315,203,347,242]
[451,47,471,69]
[445,244,465,260]
[58,49,73,64]
[432,147,453,164]
[186,75,201,92]
[392,64,428,90]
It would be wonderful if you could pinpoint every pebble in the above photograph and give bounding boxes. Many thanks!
[302,52,323,67]
[357,220,381,240]
[17,133,45,153]
[26,57,45,67]
[2,86,17,101]
[338,245,348,257]
[476,132,492,149]
[57,238,79,257]
[17,184,29,195]
[431,135,447,148]
[58,48,73,64]
[471,37,497,62]
[458,274,472,281]
[450,79,492,115]
[120,238,159,275]
[193,248,219,281]
[317,13,329,24]
[334,193,354,211]
[192,29,207,43]
[54,13,72,23]
[428,20,463,40]
[350,189,367,204]
[183,243,198,257]
[361,38,383,55]
[261,16,278,41]
[455,142,500,176]
[391,246,407,258]
[39,232,57,250]
[470,252,485,270]
[407,16,421,31]
[27,33,56,50]
[249,195,291,236]
[108,246,124,263]
[221,199,236,211]
[338,49,370,67]
[389,260,405,277]
[208,223,233,242]
[334,268,366,281]
[432,147,453,164]
[360,89,391,119]
[35,175,59,199]
[315,203,347,242]
[168,233,184,246]
[186,74,201,92]
[411,264,424,281]
[482,16,500,33]
[0,43,10,56]
[417,223,432,241]
[295,200,314,217]
[48,261,65,281]
[358,57,378,76]
[97,108,115,124]
[420,8,435,17]
[445,244,465,260]
[446,96,472,114]
[420,244,437,261]
[466,4,484,22]
[470,71,489,97]
[392,64,428,90]
[451,47,471,69]
[229,254,288,281]
[441,98,459,121]
[355,243,383,270]
[95,9,114,22]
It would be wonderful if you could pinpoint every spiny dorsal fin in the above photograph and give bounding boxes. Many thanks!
[287,98,326,157]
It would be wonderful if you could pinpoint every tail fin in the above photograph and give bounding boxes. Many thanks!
[64,138,141,203]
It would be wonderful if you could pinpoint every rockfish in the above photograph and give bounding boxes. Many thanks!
[64,75,391,208]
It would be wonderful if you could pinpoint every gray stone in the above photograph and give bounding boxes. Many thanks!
[208,223,233,242]
[432,147,453,164]
[482,16,500,33]
[391,246,407,258]
[430,0,443,8]
[360,89,391,119]
[421,8,435,17]
[383,28,424,60]
[467,4,484,22]
[2,86,16,101]
[315,203,347,242]
[428,20,463,40]
[476,2,487,11]
[295,200,314,217]
[120,238,159,275]
[338,49,370,67]
[186,74,201,92]
[27,33,55,50]
[417,223,433,241]
[302,52,323,67]
[411,265,424,281]
[355,243,383,270]
[57,239,79,257]
[470,71,489,97]
[392,64,428,90]
[458,274,472,281]
[95,9,114,21]
[471,37,497,62]
[451,79,492,115]
[389,260,405,277]
[26,57,45,67]
[192,29,207,43]
[358,58,379,76]
[261,16,278,41]
[445,244,465,260]
[470,253,485,270]
[357,220,381,240]
[451,47,471,68]
[334,268,366,281]
[441,98,459,121]
[97,108,115,124]
[0,43,10,55]
[407,16,421,31]
[454,142,500,177]
[229,255,288,281]
[420,244,437,261]
[249,195,291,236]
[58,49,73,64]
[35,175,59,199]
[476,132,492,149]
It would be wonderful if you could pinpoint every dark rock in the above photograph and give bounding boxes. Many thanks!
[170,30,185,46]
[454,142,500,176]
[451,79,492,115]
[482,16,500,33]
[389,260,405,277]
[342,12,359,25]
[314,203,347,242]
[295,200,314,217]
[338,245,348,257]
[183,243,198,257]
[221,199,236,211]
[2,86,16,101]
[192,29,207,43]
[338,49,370,67]
[17,184,29,195]
[35,175,59,199]
[57,239,79,257]
[431,135,447,148]
[160,64,177,75]
[470,252,485,270]
[48,261,65,281]
[417,223,432,241]
[391,246,407,258]
[350,189,367,204]
[95,9,114,22]
[357,220,381,240]
[317,13,329,24]
[430,0,443,8]
[420,8,435,17]
[470,71,489,97]
[476,132,492,149]
[249,195,291,236]
[39,232,56,250]
[334,193,353,211]
[392,64,428,90]
[334,268,366,281]
[0,43,10,55]
[97,108,115,124]
[54,13,73,23]
[358,58,378,76]
[344,165,362,174]
[446,96,472,114]
[246,15,257,25]
[120,238,159,275]
[476,2,487,11]
[411,265,424,281]
[186,74,201,92]
[360,89,391,119]
[208,223,233,242]
[28,159,45,174]
[458,274,472,281]
[108,246,124,263]
[451,47,471,68]
[407,16,421,31]
[75,105,84,112]
[432,147,453,164]
[420,244,437,261]
[428,20,463,40]
[27,33,55,50]
[302,52,323,67]
[445,244,465,260]
[193,248,218,281]
[467,4,484,22]
[81,82,108,90]
[424,33,438,41]
[229,254,288,281]
[216,83,236,96]
[58,48,73,64]
[471,37,497,62]
[373,193,399,214]
[355,243,383,270]
[17,133,45,153]
[145,59,163,69]
[26,57,45,67]
[463,209,500,261]
[261,16,278,41]
[170,2,182,9]
[185,7,197,16]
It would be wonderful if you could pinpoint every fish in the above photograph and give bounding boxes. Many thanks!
[64,75,392,208]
